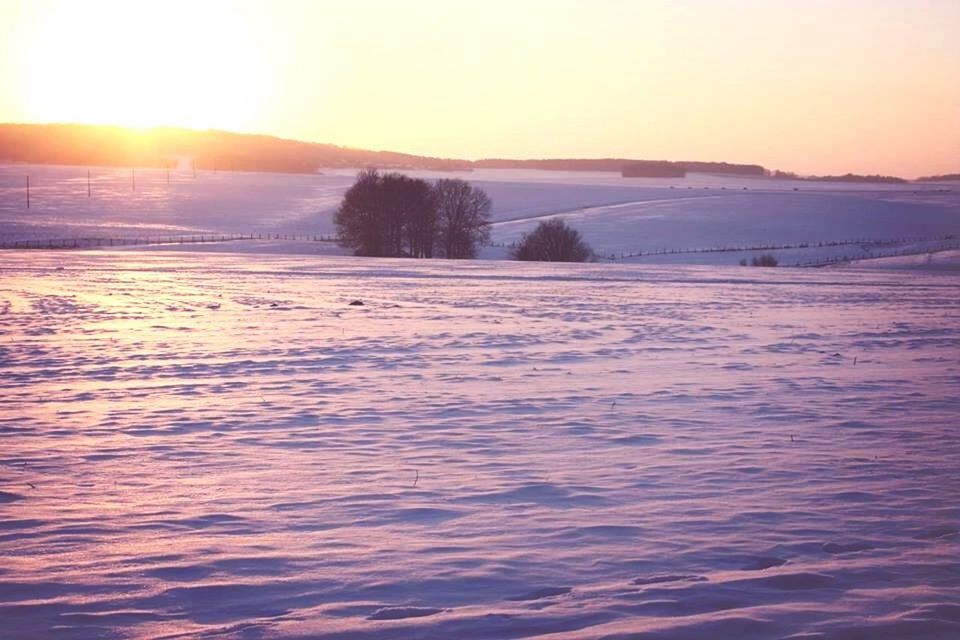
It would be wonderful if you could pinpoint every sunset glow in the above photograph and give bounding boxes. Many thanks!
[9,0,267,131]
[1,0,958,175]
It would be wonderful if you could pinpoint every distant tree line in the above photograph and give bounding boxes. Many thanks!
[681,161,766,175]
[334,169,492,258]
[916,173,960,182]
[769,170,908,184]
[622,161,687,178]
[476,157,766,176]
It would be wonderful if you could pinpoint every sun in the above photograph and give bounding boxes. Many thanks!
[21,0,266,131]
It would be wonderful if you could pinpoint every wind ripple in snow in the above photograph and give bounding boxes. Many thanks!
[0,252,958,639]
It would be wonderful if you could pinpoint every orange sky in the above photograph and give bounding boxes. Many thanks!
[1,0,958,177]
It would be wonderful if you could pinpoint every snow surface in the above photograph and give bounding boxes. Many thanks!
[2,251,959,639]
[2,165,958,265]
[843,249,960,271]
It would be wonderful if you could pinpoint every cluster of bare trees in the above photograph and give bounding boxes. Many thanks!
[335,170,595,263]
[334,169,492,258]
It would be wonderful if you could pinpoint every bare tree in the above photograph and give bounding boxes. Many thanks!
[334,168,386,256]
[512,218,592,262]
[334,170,438,257]
[433,179,492,259]
[400,177,438,258]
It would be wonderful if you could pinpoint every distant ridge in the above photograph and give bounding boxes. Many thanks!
[0,122,923,181]
[478,158,765,176]
[917,173,960,182]
[769,170,909,184]
[0,123,470,173]
[0,123,769,176]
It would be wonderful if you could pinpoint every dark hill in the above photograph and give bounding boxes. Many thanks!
[0,123,470,173]
[1,123,792,179]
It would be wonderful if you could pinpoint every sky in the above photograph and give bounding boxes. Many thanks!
[0,0,958,177]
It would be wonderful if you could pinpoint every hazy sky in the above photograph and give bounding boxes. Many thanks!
[1,0,958,176]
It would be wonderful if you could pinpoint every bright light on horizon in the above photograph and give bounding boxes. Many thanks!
[14,0,266,132]
[0,0,958,177]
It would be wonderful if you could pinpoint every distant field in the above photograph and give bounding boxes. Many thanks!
[1,165,958,265]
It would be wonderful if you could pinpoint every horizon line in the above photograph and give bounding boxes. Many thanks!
[2,120,954,180]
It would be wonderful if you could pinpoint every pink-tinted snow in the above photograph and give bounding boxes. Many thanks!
[1,252,958,638]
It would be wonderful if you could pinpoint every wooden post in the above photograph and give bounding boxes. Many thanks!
[26,175,30,209]
[132,168,136,192]
[87,169,92,197]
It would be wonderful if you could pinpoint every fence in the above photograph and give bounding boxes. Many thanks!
[0,233,339,251]
[590,236,957,261]
[565,235,958,267]
[4,233,958,267]
[795,240,960,267]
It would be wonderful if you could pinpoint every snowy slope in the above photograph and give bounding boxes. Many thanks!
[2,252,958,639]
[2,165,958,263]
[844,248,960,270]
[490,190,960,255]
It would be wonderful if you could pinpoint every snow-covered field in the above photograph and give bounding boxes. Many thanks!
[2,165,958,265]
[2,251,959,639]
[843,249,960,271]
